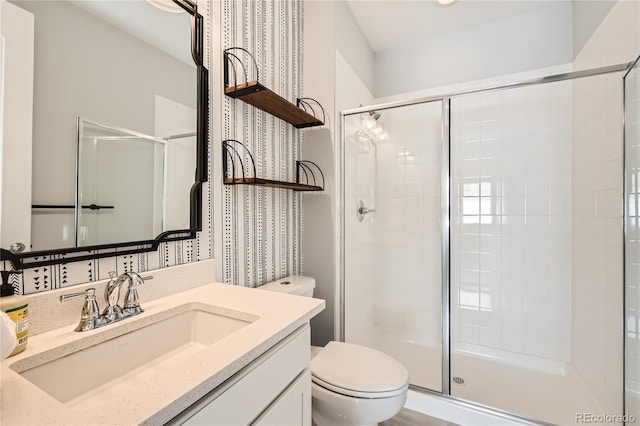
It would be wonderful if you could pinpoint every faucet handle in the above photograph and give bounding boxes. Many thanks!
[122,272,147,314]
[60,288,100,332]
[59,287,96,302]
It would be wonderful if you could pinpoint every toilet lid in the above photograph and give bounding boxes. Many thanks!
[311,342,409,397]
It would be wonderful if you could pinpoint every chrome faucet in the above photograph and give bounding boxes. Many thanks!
[60,271,151,332]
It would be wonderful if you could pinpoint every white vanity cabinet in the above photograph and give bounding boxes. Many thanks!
[171,324,312,426]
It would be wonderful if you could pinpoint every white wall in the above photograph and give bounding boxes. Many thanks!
[303,0,378,345]
[572,0,616,59]
[303,0,337,346]
[337,50,376,351]
[335,0,374,95]
[374,2,573,98]
[572,0,639,71]
[335,52,375,345]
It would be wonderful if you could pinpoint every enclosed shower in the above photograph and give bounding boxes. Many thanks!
[340,58,640,425]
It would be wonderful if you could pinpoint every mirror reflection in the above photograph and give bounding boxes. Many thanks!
[1,0,196,252]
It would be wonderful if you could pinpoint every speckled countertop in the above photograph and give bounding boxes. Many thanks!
[0,282,324,425]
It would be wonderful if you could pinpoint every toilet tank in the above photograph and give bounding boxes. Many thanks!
[258,275,315,297]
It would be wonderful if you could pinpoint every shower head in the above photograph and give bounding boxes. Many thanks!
[362,110,381,131]
[359,109,387,143]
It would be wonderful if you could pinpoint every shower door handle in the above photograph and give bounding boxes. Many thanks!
[357,200,376,222]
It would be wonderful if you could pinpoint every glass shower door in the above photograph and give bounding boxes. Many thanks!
[342,101,444,391]
[449,74,625,424]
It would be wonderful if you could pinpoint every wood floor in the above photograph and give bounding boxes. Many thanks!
[380,408,459,426]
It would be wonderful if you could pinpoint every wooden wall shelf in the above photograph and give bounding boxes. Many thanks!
[225,81,323,129]
[223,140,324,192]
[224,48,325,129]
[223,177,322,192]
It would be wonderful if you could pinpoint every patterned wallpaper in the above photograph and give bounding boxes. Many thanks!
[222,0,304,287]
[2,2,212,295]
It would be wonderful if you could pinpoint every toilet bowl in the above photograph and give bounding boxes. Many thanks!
[258,276,409,426]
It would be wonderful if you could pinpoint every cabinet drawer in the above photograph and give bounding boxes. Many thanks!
[176,324,310,426]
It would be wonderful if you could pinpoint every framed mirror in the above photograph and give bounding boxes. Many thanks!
[0,0,209,269]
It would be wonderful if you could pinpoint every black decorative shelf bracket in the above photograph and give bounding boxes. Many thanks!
[296,98,326,128]
[296,161,325,191]
[223,140,324,192]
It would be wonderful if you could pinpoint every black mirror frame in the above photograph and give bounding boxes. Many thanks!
[1,0,209,270]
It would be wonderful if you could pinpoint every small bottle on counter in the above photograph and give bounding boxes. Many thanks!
[0,271,29,357]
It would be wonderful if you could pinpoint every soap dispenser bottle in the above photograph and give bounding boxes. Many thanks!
[0,271,28,357]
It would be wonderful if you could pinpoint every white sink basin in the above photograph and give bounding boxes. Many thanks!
[13,303,258,407]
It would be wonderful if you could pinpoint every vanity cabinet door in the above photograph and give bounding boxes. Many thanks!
[175,325,310,426]
[253,369,311,426]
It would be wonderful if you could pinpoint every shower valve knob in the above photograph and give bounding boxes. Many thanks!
[357,200,375,222]
[358,206,375,215]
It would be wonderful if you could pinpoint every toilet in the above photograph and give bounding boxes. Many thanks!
[258,276,409,426]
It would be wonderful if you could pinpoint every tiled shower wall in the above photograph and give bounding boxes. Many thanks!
[222,0,304,286]
[450,81,573,363]
[625,62,640,420]
[3,1,212,295]
[571,72,624,413]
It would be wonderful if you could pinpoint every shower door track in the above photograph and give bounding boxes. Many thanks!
[339,60,635,425]
[341,62,632,117]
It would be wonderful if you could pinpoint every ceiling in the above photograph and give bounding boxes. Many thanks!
[346,0,566,53]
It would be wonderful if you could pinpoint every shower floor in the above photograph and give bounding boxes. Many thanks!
[362,328,607,425]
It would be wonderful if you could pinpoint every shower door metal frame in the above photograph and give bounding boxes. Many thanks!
[441,97,451,397]
[339,60,634,425]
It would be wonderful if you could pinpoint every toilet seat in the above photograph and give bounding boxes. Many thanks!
[310,341,409,399]
[312,375,408,398]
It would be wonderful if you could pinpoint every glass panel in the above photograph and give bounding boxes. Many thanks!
[450,76,624,424]
[343,101,443,391]
[76,120,166,247]
[625,60,640,423]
